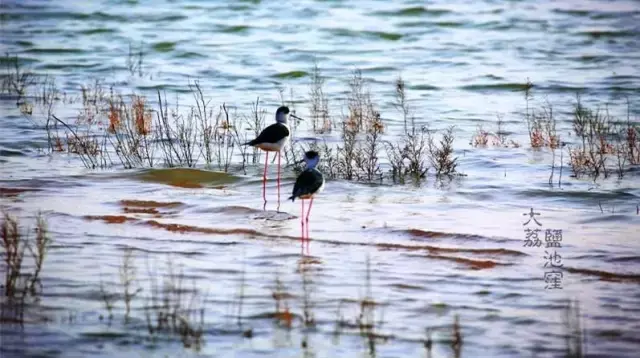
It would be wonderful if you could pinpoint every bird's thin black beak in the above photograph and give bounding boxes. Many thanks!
[295,158,305,165]
[290,114,304,121]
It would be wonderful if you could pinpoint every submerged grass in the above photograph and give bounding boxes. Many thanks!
[1,212,51,324]
[96,250,205,350]
[0,217,595,356]
[144,256,205,350]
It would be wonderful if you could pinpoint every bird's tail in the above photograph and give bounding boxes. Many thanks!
[288,195,295,202]
[243,139,256,146]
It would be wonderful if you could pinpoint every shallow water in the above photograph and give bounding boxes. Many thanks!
[1,0,640,357]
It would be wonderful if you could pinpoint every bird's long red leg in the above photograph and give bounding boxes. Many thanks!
[263,151,269,209]
[277,151,281,212]
[305,197,313,254]
[300,199,306,252]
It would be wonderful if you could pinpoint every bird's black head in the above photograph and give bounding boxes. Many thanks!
[304,150,319,160]
[296,150,321,169]
[275,106,290,123]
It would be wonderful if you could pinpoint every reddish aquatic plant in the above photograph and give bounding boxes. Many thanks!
[53,135,65,152]
[119,199,183,208]
[530,127,545,148]
[471,126,490,147]
[123,207,159,215]
[107,99,120,134]
[84,215,132,224]
[132,95,151,135]
[428,255,505,270]
[0,187,40,197]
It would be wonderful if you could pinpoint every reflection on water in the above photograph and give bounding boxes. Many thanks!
[1,0,640,357]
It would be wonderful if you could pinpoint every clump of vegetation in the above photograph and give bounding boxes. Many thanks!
[5,52,465,185]
[6,51,638,187]
[523,80,560,149]
[330,70,384,182]
[470,115,520,148]
[95,252,205,350]
[568,95,639,179]
[144,256,205,350]
[1,53,36,107]
[1,212,51,323]
[428,126,459,176]
[385,75,430,183]
[304,71,459,184]
[308,61,331,134]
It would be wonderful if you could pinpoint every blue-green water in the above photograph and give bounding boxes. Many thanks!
[1,0,639,357]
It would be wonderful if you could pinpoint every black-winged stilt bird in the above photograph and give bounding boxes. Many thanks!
[244,106,302,210]
[289,150,324,252]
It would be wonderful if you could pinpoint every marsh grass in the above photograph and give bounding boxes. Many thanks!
[428,126,459,176]
[1,231,596,357]
[5,52,637,186]
[470,115,520,148]
[387,75,430,182]
[566,95,638,180]
[330,255,389,357]
[37,80,274,173]
[451,314,463,358]
[143,256,205,350]
[1,213,51,323]
[98,274,116,323]
[297,262,317,353]
[119,247,141,323]
[126,41,145,78]
[109,94,155,168]
[8,54,464,184]
[1,53,36,106]
[271,272,295,329]
[244,97,267,166]
[564,299,586,358]
[309,61,331,134]
[95,252,205,350]
[518,83,638,182]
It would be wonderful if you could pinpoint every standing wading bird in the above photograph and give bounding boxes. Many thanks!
[289,150,324,254]
[244,106,302,210]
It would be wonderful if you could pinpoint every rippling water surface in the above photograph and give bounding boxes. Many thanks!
[1,0,640,357]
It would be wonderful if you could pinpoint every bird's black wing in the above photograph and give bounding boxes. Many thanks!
[246,123,289,145]
[289,169,324,201]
